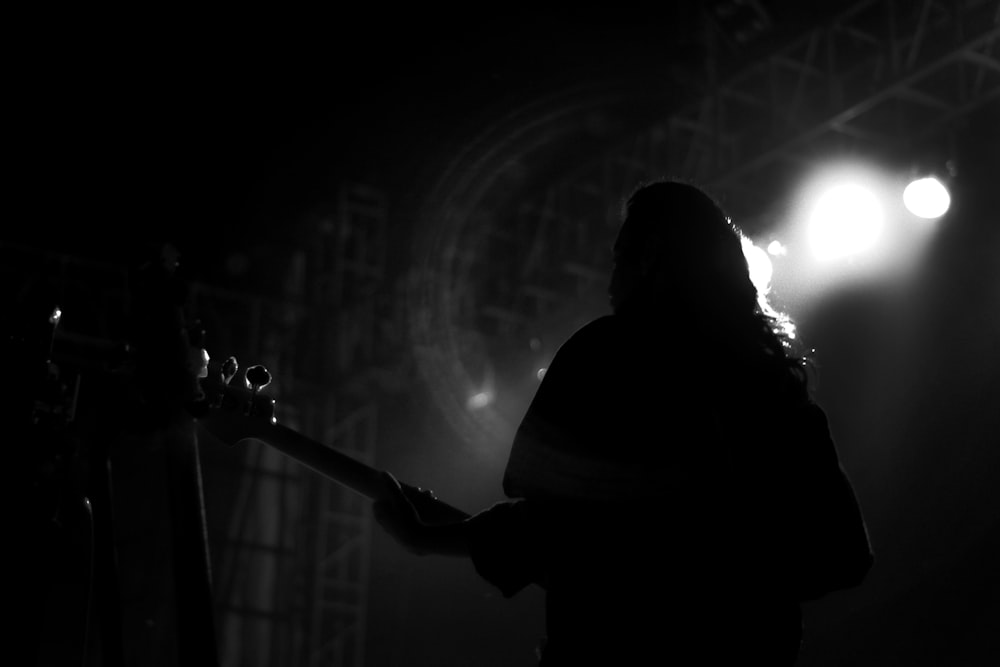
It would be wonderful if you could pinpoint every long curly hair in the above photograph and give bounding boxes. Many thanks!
[619,179,811,398]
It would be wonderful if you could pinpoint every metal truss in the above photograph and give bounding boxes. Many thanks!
[473,0,1000,345]
[638,0,1000,219]
[293,183,387,667]
[305,401,378,667]
[3,182,391,667]
[189,182,390,667]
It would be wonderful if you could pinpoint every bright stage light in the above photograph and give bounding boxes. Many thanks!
[769,159,947,321]
[903,177,950,219]
[808,183,884,261]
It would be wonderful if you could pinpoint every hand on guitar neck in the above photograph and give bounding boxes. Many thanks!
[192,355,470,528]
[373,471,473,558]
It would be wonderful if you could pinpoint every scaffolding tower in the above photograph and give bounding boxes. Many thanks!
[195,182,391,667]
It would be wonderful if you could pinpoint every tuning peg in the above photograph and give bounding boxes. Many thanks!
[222,356,239,385]
[191,347,210,379]
[245,365,271,392]
[243,364,273,418]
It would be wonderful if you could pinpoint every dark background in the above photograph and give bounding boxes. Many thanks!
[11,4,849,268]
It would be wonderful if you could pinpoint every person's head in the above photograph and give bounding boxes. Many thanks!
[610,179,810,396]
[608,179,756,321]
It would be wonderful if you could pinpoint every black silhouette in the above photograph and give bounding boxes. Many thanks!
[375,180,874,665]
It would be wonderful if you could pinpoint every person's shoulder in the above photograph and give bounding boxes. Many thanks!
[568,315,619,342]
[538,317,619,377]
[558,315,619,354]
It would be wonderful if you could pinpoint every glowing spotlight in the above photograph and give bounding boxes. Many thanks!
[808,183,883,260]
[903,177,950,219]
[741,237,773,295]
[466,391,492,410]
[766,240,787,256]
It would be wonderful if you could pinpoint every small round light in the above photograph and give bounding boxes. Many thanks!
[903,177,950,219]
[466,392,491,410]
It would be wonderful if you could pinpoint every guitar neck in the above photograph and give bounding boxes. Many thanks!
[198,416,470,525]
[264,422,384,499]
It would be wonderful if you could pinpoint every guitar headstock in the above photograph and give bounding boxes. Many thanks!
[193,355,277,446]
